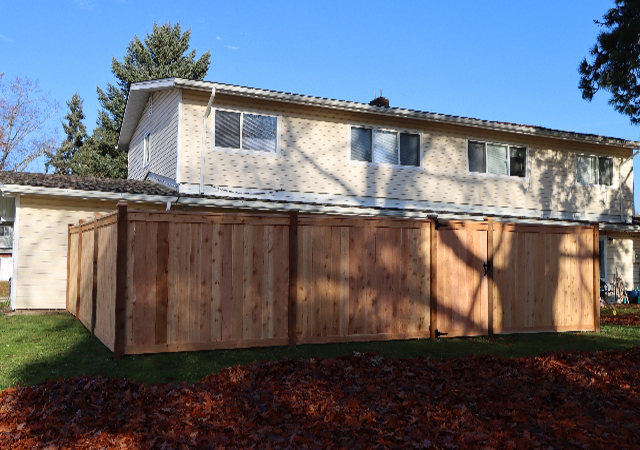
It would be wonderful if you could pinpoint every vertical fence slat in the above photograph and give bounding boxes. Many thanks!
[114,202,128,360]
[288,211,298,348]
[592,222,600,333]
[75,220,85,320]
[91,214,99,336]
[156,222,169,345]
[66,224,72,312]
[486,218,494,336]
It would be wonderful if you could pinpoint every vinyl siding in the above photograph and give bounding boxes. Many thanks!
[14,196,163,309]
[602,231,640,290]
[179,89,634,220]
[128,89,180,181]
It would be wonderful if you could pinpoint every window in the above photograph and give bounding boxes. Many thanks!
[148,95,152,117]
[576,155,613,186]
[214,110,278,153]
[143,132,150,165]
[351,127,420,166]
[467,140,526,177]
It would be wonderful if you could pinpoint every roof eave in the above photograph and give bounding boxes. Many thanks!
[119,78,640,150]
[117,78,178,150]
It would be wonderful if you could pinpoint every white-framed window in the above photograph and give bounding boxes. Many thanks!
[467,139,527,178]
[143,132,150,166]
[350,126,421,167]
[148,95,153,117]
[576,154,613,186]
[213,109,280,154]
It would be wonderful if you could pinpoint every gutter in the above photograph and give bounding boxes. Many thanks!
[0,185,173,205]
[619,150,639,222]
[199,87,216,194]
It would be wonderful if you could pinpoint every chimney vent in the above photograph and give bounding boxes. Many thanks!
[369,88,389,108]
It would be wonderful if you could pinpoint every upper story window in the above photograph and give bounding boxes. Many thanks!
[148,95,152,117]
[576,155,613,186]
[467,139,526,178]
[214,110,279,153]
[351,127,421,167]
[143,132,150,166]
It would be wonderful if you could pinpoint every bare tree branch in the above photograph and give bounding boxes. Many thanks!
[0,76,59,171]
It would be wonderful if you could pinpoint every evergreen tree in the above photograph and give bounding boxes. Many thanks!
[579,0,640,124]
[81,22,211,178]
[45,93,87,175]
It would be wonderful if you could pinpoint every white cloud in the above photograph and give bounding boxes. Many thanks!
[0,34,12,42]
[216,36,221,40]
[226,46,239,50]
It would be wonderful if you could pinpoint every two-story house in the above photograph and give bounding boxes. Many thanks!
[2,77,639,310]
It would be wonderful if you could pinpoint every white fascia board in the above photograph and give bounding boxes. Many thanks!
[0,185,176,205]
[178,182,625,224]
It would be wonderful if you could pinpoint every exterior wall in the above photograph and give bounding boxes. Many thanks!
[179,89,634,221]
[13,195,163,309]
[602,231,640,290]
[128,89,180,181]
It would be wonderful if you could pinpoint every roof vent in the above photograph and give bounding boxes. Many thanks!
[369,89,389,108]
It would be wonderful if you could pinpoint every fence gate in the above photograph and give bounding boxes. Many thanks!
[436,221,489,337]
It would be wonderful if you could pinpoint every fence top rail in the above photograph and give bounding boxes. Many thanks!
[70,211,119,229]
[496,222,595,235]
[297,215,431,228]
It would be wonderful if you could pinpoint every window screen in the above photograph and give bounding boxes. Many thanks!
[215,110,241,149]
[576,155,596,184]
[243,114,277,152]
[486,144,508,175]
[351,127,372,162]
[373,130,398,164]
[468,141,485,173]
[400,133,420,166]
[599,157,613,185]
[510,146,527,177]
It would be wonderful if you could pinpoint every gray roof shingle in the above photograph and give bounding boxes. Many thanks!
[0,171,177,196]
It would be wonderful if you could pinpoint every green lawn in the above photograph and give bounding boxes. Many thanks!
[2,310,639,391]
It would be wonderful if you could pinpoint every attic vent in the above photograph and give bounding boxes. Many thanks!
[369,89,389,108]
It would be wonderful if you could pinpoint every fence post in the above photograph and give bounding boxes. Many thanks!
[76,219,85,320]
[288,210,298,348]
[91,213,100,336]
[428,215,438,340]
[114,202,128,360]
[66,224,72,312]
[592,222,600,333]
[486,217,494,337]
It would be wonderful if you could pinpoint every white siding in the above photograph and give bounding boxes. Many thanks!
[14,196,163,309]
[179,89,634,221]
[603,231,639,290]
[128,89,180,181]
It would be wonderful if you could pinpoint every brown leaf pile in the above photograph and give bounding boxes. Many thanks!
[601,307,640,326]
[2,348,640,449]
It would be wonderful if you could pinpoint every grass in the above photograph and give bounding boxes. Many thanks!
[2,310,640,391]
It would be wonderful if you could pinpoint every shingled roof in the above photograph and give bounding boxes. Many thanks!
[0,171,177,196]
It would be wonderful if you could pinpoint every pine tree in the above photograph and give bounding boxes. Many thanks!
[45,93,87,175]
[80,22,211,178]
[579,0,640,124]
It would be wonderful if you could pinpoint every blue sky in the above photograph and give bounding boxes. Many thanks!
[2,0,639,207]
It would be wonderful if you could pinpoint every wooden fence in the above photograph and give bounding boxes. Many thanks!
[67,203,599,357]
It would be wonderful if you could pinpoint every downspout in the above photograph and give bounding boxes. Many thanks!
[199,87,217,194]
[619,149,639,222]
